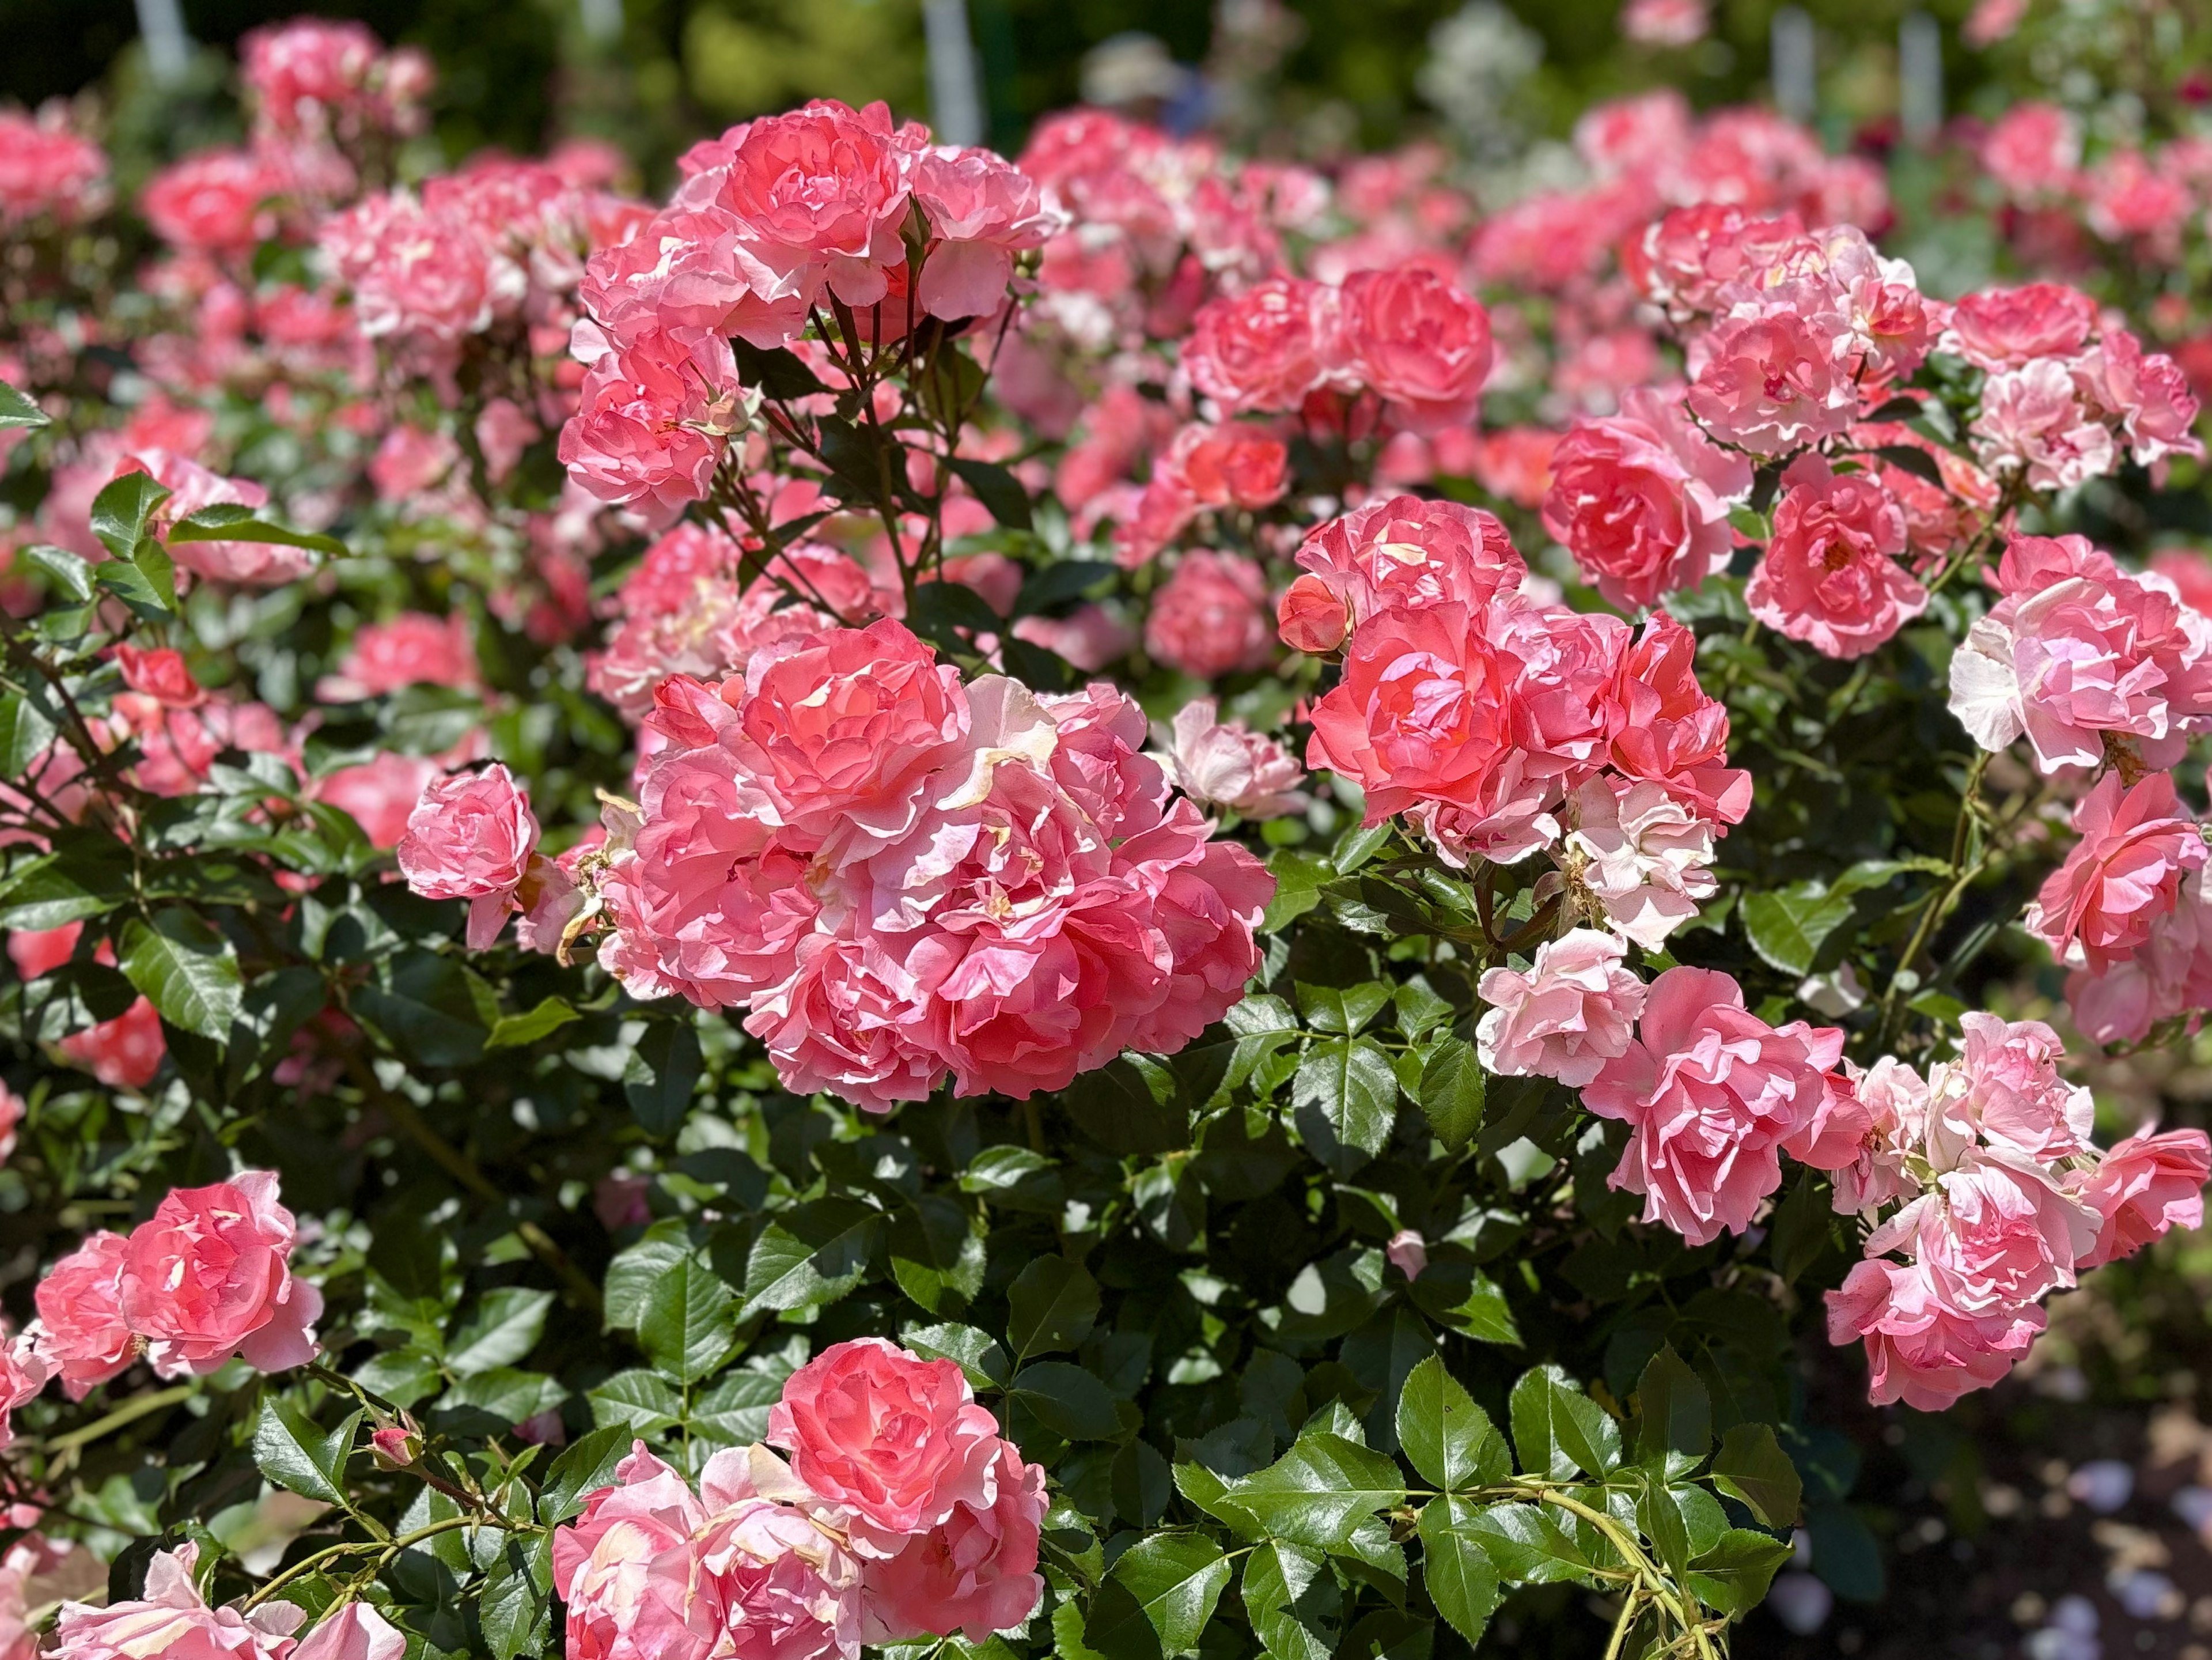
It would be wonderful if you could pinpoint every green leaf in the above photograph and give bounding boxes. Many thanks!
[1007,1361,1121,1440]
[637,1254,736,1383]
[1396,1355,1509,1494]
[690,1368,784,1446]
[1296,982,1391,1036]
[604,1222,691,1328]
[887,1194,986,1315]
[0,692,58,779]
[352,950,490,1068]
[1740,882,1856,975]
[1634,1345,1710,1473]
[1224,1432,1407,1552]
[487,996,579,1050]
[742,1199,881,1316]
[0,846,131,930]
[1415,1038,1485,1152]
[1509,1366,1619,1481]
[89,471,171,564]
[732,339,831,400]
[588,1369,684,1436]
[481,1533,553,1660]
[1406,1258,1520,1346]
[1290,1037,1398,1176]
[1637,1473,1692,1579]
[541,1425,632,1523]
[946,456,1035,530]
[1460,1503,1590,1585]
[1709,1423,1801,1528]
[901,1321,1011,1390]
[624,1022,702,1136]
[1685,1529,1793,1617]
[252,1402,358,1507]
[1767,1169,1835,1286]
[1007,1257,1101,1358]
[169,503,344,558]
[23,544,93,602]
[1417,1500,1502,1645]
[1062,1057,1190,1155]
[1087,1533,1231,1660]
[0,380,48,430]
[447,1288,555,1378]
[1241,1540,1340,1660]
[119,907,242,1040]
[1262,851,1330,933]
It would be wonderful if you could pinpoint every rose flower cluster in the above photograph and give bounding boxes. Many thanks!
[554,1338,1045,1660]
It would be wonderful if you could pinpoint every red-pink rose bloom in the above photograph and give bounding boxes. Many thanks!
[863,1442,1047,1642]
[317,612,476,701]
[1277,496,1525,655]
[397,763,541,949]
[695,1447,862,1660]
[1143,551,1275,680]
[50,1543,306,1660]
[1335,266,1493,434]
[292,1604,406,1660]
[1825,1256,2043,1411]
[1476,929,1647,1088]
[1608,613,1753,825]
[58,996,166,1091]
[139,148,286,254]
[1686,310,1853,457]
[710,100,913,311]
[116,1170,324,1378]
[1183,278,1336,415]
[766,1337,1001,1556]
[33,1231,134,1400]
[115,644,204,709]
[1113,423,1290,566]
[909,146,1063,321]
[1745,454,1923,659]
[1583,966,1846,1246]
[2027,770,2207,973]
[552,1442,721,1660]
[1945,283,2097,372]
[0,113,108,229]
[2075,1128,2212,1268]
[1541,386,1753,613]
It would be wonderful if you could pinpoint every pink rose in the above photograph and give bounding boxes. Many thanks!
[0,113,108,229]
[293,1605,406,1660]
[1277,496,1525,655]
[1686,311,1853,457]
[317,612,476,701]
[710,101,912,312]
[1541,386,1752,613]
[1608,613,1753,825]
[0,1534,97,1660]
[314,751,444,849]
[1868,1154,2096,1313]
[1183,278,1335,415]
[2027,770,2207,973]
[50,1543,305,1660]
[1825,1256,2042,1411]
[910,146,1063,321]
[1980,103,2081,199]
[116,1171,324,1377]
[59,996,167,1091]
[1476,928,1647,1087]
[862,1442,1046,1642]
[109,451,308,588]
[1385,1229,1429,1281]
[1832,1057,1926,1215]
[115,645,205,709]
[2071,328,2205,468]
[552,1443,721,1660]
[1945,283,2097,371]
[1622,0,1709,45]
[0,1083,18,1169]
[1925,1012,2093,1164]
[33,1231,134,1400]
[559,327,739,525]
[366,425,460,500]
[1009,606,1135,673]
[1746,454,1923,659]
[1563,775,1719,951]
[765,1337,1000,1555]
[1151,699,1308,819]
[1583,966,1844,1245]
[1143,551,1275,680]
[0,1331,50,1452]
[1969,358,2116,491]
[695,1447,862,1660]
[140,149,286,254]
[396,763,541,949]
[2075,1128,2212,1268]
[1335,266,1493,434]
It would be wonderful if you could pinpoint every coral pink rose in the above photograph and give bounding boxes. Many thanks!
[317,612,476,700]
[909,146,1063,321]
[2027,770,2207,973]
[862,1442,1046,1642]
[51,1543,305,1660]
[34,1231,134,1400]
[140,149,286,254]
[1541,387,1752,613]
[1183,278,1335,415]
[1152,699,1307,819]
[1746,454,1923,659]
[397,763,541,948]
[1608,613,1753,825]
[114,645,204,709]
[59,996,167,1091]
[293,1605,406,1660]
[2075,1128,2212,1268]
[1143,551,1275,680]
[1010,606,1135,672]
[710,100,912,311]
[1980,103,2080,199]
[1277,495,1525,655]
[1686,311,1853,457]
[1825,1256,2042,1411]
[766,1337,1000,1555]
[1945,283,2097,371]
[1583,967,1845,1245]
[559,327,739,525]
[552,1443,721,1660]
[117,1171,323,1378]
[1476,929,1646,1087]
[1335,265,1493,434]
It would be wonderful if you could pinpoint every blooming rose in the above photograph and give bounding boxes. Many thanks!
[1335,266,1493,434]
[1686,311,1853,457]
[116,1171,324,1377]
[58,996,167,1092]
[1277,496,1525,655]
[0,1331,50,1453]
[862,1442,1047,1642]
[1832,1057,1927,1215]
[765,1337,1000,1555]
[1143,551,1275,680]
[559,327,740,525]
[1924,1012,2093,1166]
[315,751,445,849]
[1541,387,1752,613]
[711,100,912,312]
[695,1447,862,1660]
[1825,1256,2043,1412]
[1583,966,1845,1245]
[1970,358,2116,491]
[1476,929,1647,1087]
[50,1543,306,1660]
[115,645,204,709]
[140,149,286,254]
[1150,699,1308,819]
[1746,455,1923,659]
[1868,1155,2096,1314]
[0,1534,100,1660]
[396,763,541,948]
[2026,770,2207,973]
[1608,613,1753,824]
[317,612,476,700]
[293,1605,407,1660]
[34,1230,134,1400]
[551,1443,721,1660]
[2075,1128,2212,1269]
[1945,283,2097,371]
[910,146,1063,321]
[1564,775,1719,950]
[1183,278,1335,415]
[1980,103,2080,199]
[0,114,108,229]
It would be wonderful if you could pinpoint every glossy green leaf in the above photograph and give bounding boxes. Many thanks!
[119,907,242,1040]
[1007,1256,1101,1358]
[1395,1355,1510,1494]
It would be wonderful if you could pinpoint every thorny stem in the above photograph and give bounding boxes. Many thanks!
[40,1384,195,1457]
[241,1512,521,1611]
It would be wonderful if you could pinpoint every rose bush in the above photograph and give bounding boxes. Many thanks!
[1,13,2211,1659]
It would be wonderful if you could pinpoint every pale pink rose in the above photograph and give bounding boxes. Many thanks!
[1563,775,1719,951]
[58,996,167,1091]
[117,1171,323,1377]
[1971,358,2117,490]
[1183,278,1336,415]
[317,612,476,701]
[33,1231,134,1400]
[1335,266,1493,434]
[2075,1128,2212,1268]
[396,763,540,948]
[1009,606,1136,673]
[115,644,204,709]
[1825,1256,2043,1411]
[1385,1229,1428,1281]
[51,1543,306,1660]
[315,751,444,849]
[2070,328,2205,468]
[1868,1154,2097,1313]
[1608,614,1753,826]
[1143,551,1275,680]
[2063,876,2212,1046]
[552,1443,721,1660]
[1925,1011,2094,1164]
[766,1337,1001,1556]
[1583,966,1844,1245]
[0,1534,98,1660]
[1476,928,1646,1088]
[910,146,1064,321]
[293,1605,406,1660]
[1277,496,1525,655]
[1980,103,2081,199]
[0,1330,51,1453]
[1150,699,1308,819]
[140,149,286,254]
[1832,1057,1927,1215]
[1541,386,1752,614]
[1747,455,1924,659]
[861,1441,1045,1642]
[1687,311,1853,457]
[1945,283,2097,372]
[695,1446,863,1660]
[2027,770,2207,973]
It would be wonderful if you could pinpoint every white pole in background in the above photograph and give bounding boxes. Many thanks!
[924,0,987,148]
[134,0,192,86]
[1900,10,1943,143]
[579,0,624,46]
[1772,6,1816,125]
